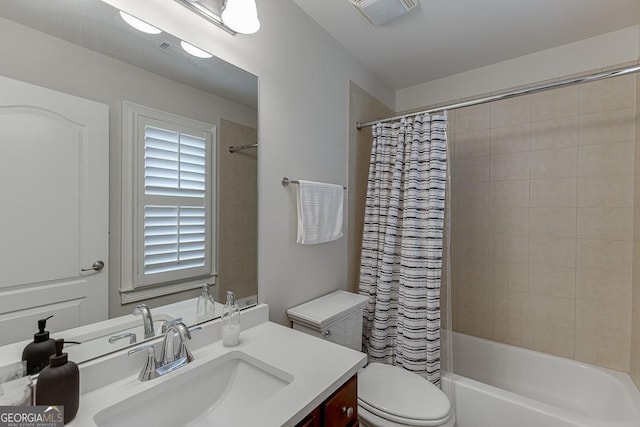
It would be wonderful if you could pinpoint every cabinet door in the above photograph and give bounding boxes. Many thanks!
[323,375,358,427]
[296,406,322,427]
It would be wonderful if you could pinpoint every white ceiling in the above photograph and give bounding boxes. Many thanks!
[293,0,640,90]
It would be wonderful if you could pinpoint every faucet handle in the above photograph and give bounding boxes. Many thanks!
[128,345,158,382]
[109,332,137,345]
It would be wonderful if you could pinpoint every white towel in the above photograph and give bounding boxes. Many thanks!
[296,180,344,245]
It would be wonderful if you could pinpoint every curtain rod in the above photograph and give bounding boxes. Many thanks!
[228,143,258,153]
[356,63,640,130]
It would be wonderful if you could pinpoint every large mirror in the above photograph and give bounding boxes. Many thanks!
[0,0,258,371]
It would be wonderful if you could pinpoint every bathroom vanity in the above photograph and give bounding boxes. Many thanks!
[65,304,366,427]
[295,375,358,427]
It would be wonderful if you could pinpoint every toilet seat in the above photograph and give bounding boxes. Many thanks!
[358,363,452,426]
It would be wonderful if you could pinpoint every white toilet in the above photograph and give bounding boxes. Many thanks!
[287,290,455,427]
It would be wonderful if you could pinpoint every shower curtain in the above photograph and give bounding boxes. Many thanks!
[358,112,448,385]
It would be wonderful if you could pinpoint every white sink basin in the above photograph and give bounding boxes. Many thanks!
[93,350,294,427]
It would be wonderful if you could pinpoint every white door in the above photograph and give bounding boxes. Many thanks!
[0,75,109,345]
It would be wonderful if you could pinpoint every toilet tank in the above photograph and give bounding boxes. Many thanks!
[287,290,368,351]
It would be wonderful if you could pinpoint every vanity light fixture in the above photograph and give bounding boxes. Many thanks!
[220,0,260,34]
[119,11,162,34]
[180,40,214,58]
[173,0,260,35]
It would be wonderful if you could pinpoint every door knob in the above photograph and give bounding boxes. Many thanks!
[82,260,104,272]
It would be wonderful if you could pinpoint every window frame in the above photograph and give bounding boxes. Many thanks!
[121,101,217,303]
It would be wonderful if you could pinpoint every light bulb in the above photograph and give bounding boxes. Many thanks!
[221,0,261,35]
[119,11,162,35]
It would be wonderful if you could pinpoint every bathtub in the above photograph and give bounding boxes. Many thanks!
[444,332,640,427]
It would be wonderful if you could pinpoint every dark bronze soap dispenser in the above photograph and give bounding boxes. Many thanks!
[22,315,56,375]
[36,339,79,424]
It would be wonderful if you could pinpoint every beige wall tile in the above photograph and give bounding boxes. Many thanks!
[452,181,490,209]
[577,174,633,207]
[529,237,576,268]
[492,262,529,292]
[491,95,531,128]
[449,72,637,374]
[455,129,490,158]
[504,290,529,321]
[455,288,495,318]
[494,315,530,347]
[578,108,636,146]
[575,298,631,340]
[576,239,633,272]
[491,152,530,181]
[490,123,531,154]
[489,206,529,235]
[451,260,490,289]
[529,324,574,358]
[575,332,630,371]
[530,147,577,179]
[217,120,257,302]
[532,85,579,122]
[528,294,575,329]
[490,234,529,264]
[575,269,632,304]
[577,141,634,176]
[531,116,579,151]
[456,104,491,133]
[453,155,491,182]
[453,205,490,235]
[577,207,633,240]
[452,232,489,263]
[579,74,636,114]
[491,180,530,207]
[530,207,577,238]
[530,177,577,207]
[529,265,575,298]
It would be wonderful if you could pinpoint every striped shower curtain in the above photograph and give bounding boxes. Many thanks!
[358,112,448,385]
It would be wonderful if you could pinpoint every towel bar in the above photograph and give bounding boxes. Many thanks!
[281,177,346,189]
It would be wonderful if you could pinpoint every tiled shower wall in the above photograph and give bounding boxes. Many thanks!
[450,71,638,371]
[217,119,258,303]
[632,72,640,386]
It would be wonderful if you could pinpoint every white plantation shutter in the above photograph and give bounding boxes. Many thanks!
[121,102,216,303]
[144,127,206,197]
[136,116,213,287]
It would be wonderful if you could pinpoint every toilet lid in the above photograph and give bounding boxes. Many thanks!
[358,363,451,422]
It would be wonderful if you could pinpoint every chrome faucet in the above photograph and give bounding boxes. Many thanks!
[128,321,198,382]
[160,322,194,365]
[133,304,155,339]
[161,317,183,334]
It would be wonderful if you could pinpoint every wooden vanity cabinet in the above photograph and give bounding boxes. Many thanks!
[295,375,358,427]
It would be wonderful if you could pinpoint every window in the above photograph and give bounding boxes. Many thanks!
[121,102,216,303]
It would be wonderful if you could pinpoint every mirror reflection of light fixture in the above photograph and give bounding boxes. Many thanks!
[119,11,162,34]
[173,0,260,35]
[221,0,260,34]
[180,40,214,58]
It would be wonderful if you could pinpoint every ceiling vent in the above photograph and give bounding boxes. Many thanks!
[350,0,420,26]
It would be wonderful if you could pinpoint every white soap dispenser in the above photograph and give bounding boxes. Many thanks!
[221,290,240,347]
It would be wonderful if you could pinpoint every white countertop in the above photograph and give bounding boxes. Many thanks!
[67,304,367,427]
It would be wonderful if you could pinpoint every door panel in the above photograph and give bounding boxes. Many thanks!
[0,75,109,345]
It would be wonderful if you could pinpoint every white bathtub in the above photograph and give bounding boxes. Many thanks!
[445,332,640,427]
